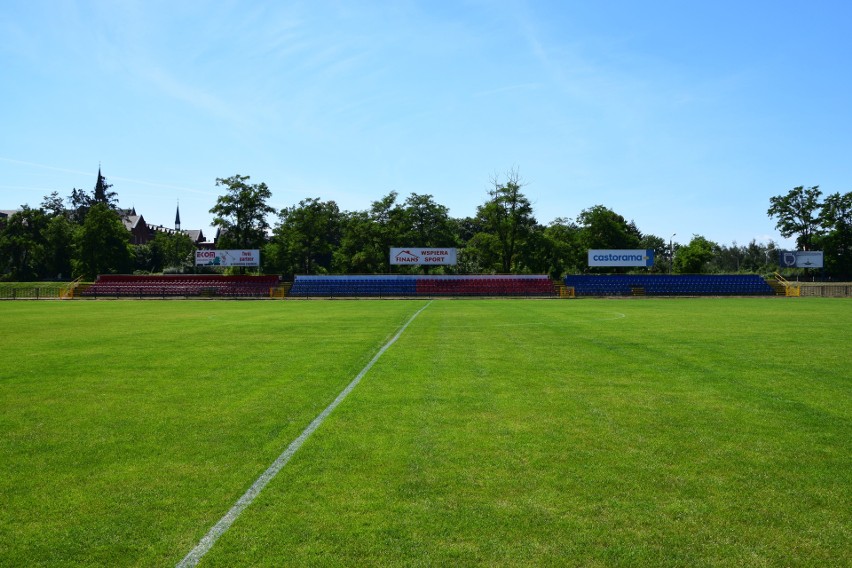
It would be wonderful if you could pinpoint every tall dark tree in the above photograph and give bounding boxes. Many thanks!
[767,185,823,250]
[68,187,92,224]
[43,215,75,279]
[474,171,537,273]
[271,198,342,276]
[543,217,583,277]
[576,205,642,251]
[639,233,667,273]
[150,231,196,272]
[673,235,718,273]
[73,203,132,279]
[334,210,381,274]
[817,191,852,277]
[401,193,455,247]
[210,174,276,250]
[40,191,66,218]
[370,191,406,250]
[517,222,552,275]
[336,192,407,274]
[711,240,779,274]
[0,206,49,280]
[92,167,118,208]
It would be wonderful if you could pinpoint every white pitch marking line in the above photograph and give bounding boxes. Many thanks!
[596,312,626,321]
[176,301,432,568]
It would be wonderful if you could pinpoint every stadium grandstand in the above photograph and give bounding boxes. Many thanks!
[288,274,556,298]
[9,272,846,300]
[563,274,775,297]
[79,275,281,298]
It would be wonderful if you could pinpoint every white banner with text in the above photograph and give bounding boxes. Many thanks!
[588,249,655,267]
[390,248,457,265]
[195,250,260,267]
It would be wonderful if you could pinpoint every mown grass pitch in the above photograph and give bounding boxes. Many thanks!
[1,298,849,566]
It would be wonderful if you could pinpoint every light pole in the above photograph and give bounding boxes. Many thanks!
[670,233,676,274]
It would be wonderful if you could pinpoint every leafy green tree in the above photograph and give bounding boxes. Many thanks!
[40,191,66,218]
[73,203,132,279]
[401,193,455,247]
[767,185,823,250]
[398,193,456,273]
[210,175,276,249]
[271,198,342,276]
[817,191,852,277]
[334,192,408,274]
[459,231,502,273]
[369,191,406,268]
[713,242,743,273]
[639,233,667,273]
[517,222,553,275]
[67,187,92,224]
[65,169,119,225]
[574,205,643,273]
[576,205,642,251]
[132,243,156,273]
[673,235,718,273]
[135,232,199,274]
[333,211,380,274]
[153,231,196,271]
[0,206,49,281]
[452,216,482,245]
[43,215,75,279]
[542,217,582,277]
[473,171,537,273]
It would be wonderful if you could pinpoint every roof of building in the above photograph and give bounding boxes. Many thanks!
[122,213,146,231]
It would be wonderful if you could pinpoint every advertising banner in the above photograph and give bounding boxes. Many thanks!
[779,251,823,268]
[390,247,457,265]
[195,249,260,267]
[588,249,654,267]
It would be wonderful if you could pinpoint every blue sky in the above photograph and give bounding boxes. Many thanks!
[2,0,850,249]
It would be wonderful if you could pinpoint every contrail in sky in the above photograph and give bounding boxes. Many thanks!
[0,157,215,196]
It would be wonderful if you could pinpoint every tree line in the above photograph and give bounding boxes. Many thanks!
[767,185,852,277]
[211,172,847,278]
[2,171,849,281]
[0,171,194,280]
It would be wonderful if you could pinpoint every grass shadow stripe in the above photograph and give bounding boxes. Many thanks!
[176,301,432,567]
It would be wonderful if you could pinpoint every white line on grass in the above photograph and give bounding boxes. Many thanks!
[176,301,432,568]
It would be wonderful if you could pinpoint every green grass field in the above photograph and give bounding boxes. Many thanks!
[1,299,849,566]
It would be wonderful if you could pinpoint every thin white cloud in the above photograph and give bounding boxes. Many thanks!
[473,83,541,98]
[0,157,214,196]
[0,157,93,177]
[137,66,245,126]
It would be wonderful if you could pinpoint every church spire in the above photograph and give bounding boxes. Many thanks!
[175,200,181,231]
[94,166,107,202]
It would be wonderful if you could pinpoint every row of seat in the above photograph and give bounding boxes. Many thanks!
[416,280,554,296]
[289,275,556,297]
[564,275,774,296]
[95,275,280,284]
[82,275,280,298]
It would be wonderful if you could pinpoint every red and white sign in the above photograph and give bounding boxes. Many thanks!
[195,249,260,267]
[390,247,457,265]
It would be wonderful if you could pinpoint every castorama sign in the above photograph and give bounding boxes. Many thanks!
[588,249,655,267]
[390,247,457,265]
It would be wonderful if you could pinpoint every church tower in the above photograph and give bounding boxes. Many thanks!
[175,201,181,232]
